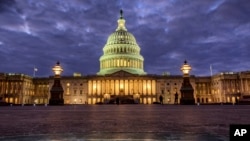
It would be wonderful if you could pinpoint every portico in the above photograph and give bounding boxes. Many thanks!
[87,71,156,104]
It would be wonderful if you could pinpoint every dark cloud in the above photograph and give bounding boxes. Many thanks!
[0,0,16,12]
[0,0,249,77]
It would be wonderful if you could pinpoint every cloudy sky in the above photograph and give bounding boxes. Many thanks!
[0,0,249,77]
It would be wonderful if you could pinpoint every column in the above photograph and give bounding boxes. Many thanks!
[95,80,98,95]
[125,80,128,95]
[124,59,127,67]
[134,80,136,94]
[113,79,115,94]
[115,80,119,95]
[101,80,104,95]
[105,80,108,94]
[152,80,156,95]
[148,80,152,95]
[108,80,110,93]
[136,60,138,68]
[129,80,133,94]
[121,58,123,67]
[88,81,92,95]
[143,80,146,95]
[120,79,123,95]
[139,80,142,94]
[119,79,121,95]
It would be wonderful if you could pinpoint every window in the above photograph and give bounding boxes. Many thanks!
[66,88,70,95]
[80,90,82,95]
[74,90,77,95]
[174,88,177,92]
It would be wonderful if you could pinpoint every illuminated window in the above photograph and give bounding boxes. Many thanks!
[117,59,120,67]
[66,88,70,95]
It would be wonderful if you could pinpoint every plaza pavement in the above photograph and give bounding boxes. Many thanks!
[0,104,250,141]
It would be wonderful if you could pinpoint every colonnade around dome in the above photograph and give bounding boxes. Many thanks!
[103,45,140,54]
[100,58,143,70]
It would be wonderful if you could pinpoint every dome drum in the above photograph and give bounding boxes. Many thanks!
[103,45,140,55]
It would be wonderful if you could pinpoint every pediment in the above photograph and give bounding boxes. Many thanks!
[107,70,136,77]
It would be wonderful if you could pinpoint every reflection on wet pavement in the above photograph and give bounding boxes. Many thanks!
[0,105,249,140]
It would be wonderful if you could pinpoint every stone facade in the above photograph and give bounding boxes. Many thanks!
[1,71,250,104]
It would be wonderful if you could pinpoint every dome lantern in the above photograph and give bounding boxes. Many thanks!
[116,9,127,31]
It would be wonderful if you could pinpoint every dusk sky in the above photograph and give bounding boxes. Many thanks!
[0,0,249,77]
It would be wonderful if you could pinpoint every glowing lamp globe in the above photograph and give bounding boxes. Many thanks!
[181,60,192,75]
[52,62,63,76]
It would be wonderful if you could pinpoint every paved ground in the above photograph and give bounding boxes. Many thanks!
[0,105,250,141]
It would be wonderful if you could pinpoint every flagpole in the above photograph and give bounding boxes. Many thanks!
[33,67,38,77]
[33,67,35,77]
[210,64,213,76]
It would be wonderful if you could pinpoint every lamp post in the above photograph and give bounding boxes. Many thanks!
[49,61,64,105]
[180,60,195,105]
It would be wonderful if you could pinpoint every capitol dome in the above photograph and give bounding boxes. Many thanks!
[97,10,146,75]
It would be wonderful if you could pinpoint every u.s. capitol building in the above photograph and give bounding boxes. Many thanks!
[1,11,250,105]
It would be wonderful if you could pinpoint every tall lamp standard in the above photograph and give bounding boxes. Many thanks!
[49,61,64,105]
[180,60,195,105]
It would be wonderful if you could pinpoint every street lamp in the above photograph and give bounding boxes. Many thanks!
[49,61,64,105]
[52,62,63,76]
[180,60,195,105]
[181,60,192,76]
